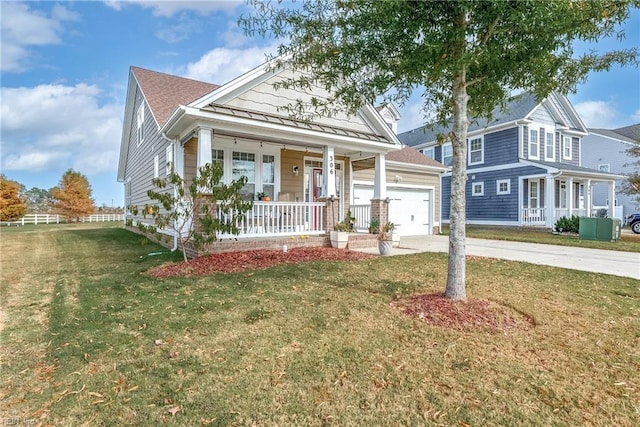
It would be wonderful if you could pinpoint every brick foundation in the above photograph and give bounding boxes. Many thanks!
[370,199,389,228]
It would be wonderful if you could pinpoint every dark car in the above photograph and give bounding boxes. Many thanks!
[625,213,640,234]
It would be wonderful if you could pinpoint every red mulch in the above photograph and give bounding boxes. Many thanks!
[147,246,375,278]
[393,292,535,332]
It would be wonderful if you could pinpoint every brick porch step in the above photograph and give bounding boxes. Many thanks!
[346,233,378,249]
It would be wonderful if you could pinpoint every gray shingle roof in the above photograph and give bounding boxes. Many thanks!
[398,92,540,147]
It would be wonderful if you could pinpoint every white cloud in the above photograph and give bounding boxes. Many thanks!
[574,100,619,128]
[1,84,123,175]
[183,44,278,85]
[104,0,241,17]
[0,2,78,72]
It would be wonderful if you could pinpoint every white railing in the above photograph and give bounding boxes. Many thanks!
[555,208,586,218]
[217,201,325,238]
[522,208,546,225]
[3,213,124,226]
[351,204,371,232]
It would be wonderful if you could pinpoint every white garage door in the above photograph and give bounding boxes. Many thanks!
[353,185,431,236]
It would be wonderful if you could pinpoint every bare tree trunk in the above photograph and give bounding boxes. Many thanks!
[445,70,469,300]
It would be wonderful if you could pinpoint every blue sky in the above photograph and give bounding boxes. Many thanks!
[1,1,639,208]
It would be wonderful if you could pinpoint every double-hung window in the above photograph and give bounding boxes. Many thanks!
[545,132,555,161]
[442,144,453,167]
[529,129,539,159]
[422,147,435,160]
[232,151,256,201]
[562,136,572,159]
[262,154,275,199]
[468,137,483,165]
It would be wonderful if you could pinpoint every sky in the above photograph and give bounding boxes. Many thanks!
[1,1,639,208]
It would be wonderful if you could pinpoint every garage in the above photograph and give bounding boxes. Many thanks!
[353,184,432,236]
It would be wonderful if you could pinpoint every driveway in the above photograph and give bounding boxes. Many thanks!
[357,235,640,280]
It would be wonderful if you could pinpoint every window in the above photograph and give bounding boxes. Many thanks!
[562,136,572,159]
[262,154,275,199]
[529,129,539,159]
[153,155,159,178]
[442,144,453,167]
[422,147,435,159]
[472,181,484,196]
[232,151,256,200]
[165,145,173,175]
[529,181,539,208]
[496,179,510,195]
[545,132,555,161]
[468,137,483,165]
[598,164,610,172]
[136,104,144,146]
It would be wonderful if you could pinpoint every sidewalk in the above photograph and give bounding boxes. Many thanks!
[356,235,640,280]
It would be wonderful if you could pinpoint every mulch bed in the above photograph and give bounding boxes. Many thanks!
[147,246,375,278]
[393,292,536,332]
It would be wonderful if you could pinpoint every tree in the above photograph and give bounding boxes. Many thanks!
[24,187,53,213]
[241,0,639,300]
[130,162,254,262]
[51,169,95,221]
[0,175,27,221]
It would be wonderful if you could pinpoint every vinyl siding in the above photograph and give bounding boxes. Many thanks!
[124,88,172,223]
[528,104,556,126]
[475,127,519,168]
[225,68,373,134]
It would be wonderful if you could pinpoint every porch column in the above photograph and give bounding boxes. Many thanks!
[608,180,615,218]
[175,142,185,178]
[567,177,574,216]
[585,179,591,217]
[373,153,387,199]
[197,127,213,171]
[545,174,554,228]
[323,146,337,198]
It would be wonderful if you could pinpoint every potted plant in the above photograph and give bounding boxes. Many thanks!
[330,212,354,249]
[256,192,271,201]
[377,221,395,255]
[369,218,380,234]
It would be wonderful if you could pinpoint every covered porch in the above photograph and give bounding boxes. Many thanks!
[520,166,620,228]
[165,105,399,241]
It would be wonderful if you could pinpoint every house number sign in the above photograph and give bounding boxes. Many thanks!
[329,155,334,175]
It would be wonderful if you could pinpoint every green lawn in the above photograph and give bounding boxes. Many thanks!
[1,224,639,426]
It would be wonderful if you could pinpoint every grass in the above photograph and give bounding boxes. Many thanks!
[1,224,639,426]
[442,224,640,253]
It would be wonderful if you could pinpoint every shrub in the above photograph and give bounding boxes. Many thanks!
[554,215,580,233]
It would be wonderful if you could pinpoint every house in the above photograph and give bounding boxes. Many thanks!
[398,92,622,228]
[117,63,443,252]
[582,124,640,219]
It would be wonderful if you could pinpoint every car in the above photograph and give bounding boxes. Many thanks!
[625,212,640,234]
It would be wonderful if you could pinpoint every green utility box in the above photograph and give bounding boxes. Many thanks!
[579,217,621,242]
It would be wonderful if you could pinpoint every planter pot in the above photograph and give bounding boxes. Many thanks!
[330,231,349,249]
[378,239,393,256]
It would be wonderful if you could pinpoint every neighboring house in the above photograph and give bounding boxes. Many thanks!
[582,124,640,219]
[398,92,622,228]
[352,145,447,236]
[117,64,443,251]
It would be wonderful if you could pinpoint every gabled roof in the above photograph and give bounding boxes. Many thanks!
[131,66,219,127]
[588,127,638,144]
[524,160,625,180]
[398,92,586,148]
[613,124,640,142]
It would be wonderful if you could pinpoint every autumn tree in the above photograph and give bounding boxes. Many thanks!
[51,169,95,221]
[241,0,639,300]
[130,162,254,262]
[0,175,27,221]
[24,187,53,213]
[622,142,640,206]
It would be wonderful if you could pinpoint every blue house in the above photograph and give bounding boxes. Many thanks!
[398,92,621,228]
[582,124,639,220]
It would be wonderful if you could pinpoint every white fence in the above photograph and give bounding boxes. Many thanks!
[3,213,124,226]
[351,204,371,232]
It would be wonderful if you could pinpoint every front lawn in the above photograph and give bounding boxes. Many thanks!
[1,224,638,426]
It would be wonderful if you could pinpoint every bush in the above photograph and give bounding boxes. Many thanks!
[554,215,580,233]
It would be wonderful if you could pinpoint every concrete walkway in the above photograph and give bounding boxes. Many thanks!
[356,235,640,280]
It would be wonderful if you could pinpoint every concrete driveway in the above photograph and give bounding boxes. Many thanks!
[357,235,640,280]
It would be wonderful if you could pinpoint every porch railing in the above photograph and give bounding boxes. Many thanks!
[522,208,546,225]
[555,208,586,218]
[351,204,371,232]
[217,201,325,238]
